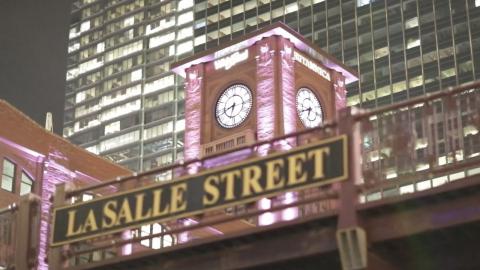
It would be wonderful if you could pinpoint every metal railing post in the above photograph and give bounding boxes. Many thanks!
[14,194,41,270]
[336,107,367,270]
[48,183,68,270]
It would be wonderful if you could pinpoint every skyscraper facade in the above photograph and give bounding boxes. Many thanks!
[64,0,480,173]
[64,0,195,174]
[192,0,480,108]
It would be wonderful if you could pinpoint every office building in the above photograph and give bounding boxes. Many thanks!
[192,0,480,108]
[63,0,195,173]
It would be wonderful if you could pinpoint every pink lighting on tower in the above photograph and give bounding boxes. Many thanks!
[279,40,297,151]
[256,42,275,156]
[334,75,347,110]
[184,66,203,170]
[38,152,74,270]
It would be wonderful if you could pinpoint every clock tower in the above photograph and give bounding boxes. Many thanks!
[172,22,357,164]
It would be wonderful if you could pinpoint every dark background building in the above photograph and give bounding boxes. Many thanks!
[193,0,480,109]
[0,0,72,135]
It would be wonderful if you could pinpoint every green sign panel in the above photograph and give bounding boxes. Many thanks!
[51,135,348,246]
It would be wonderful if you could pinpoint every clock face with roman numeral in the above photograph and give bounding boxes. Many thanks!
[296,87,323,128]
[215,84,253,128]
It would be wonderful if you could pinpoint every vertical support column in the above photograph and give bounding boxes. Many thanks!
[279,38,297,138]
[255,38,276,156]
[48,183,70,270]
[15,194,41,270]
[184,65,204,173]
[336,107,367,270]
[279,38,298,221]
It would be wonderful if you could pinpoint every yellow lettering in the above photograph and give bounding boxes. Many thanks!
[115,199,133,226]
[242,165,263,197]
[66,210,83,237]
[203,175,220,206]
[287,153,307,186]
[308,147,331,180]
[83,210,98,233]
[265,158,285,191]
[102,200,117,229]
[152,189,170,217]
[135,193,152,221]
[170,183,188,213]
[221,170,241,201]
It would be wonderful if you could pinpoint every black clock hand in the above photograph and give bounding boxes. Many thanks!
[229,102,236,114]
[225,103,235,115]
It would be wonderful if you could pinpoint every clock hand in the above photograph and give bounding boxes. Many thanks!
[225,103,235,115]
[300,107,312,113]
[229,102,236,114]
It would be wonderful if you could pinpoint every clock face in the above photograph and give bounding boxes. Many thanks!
[215,84,253,128]
[296,88,323,128]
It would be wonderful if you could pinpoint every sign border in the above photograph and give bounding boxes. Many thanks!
[50,134,348,247]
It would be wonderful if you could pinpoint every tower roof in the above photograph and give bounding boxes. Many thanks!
[171,22,358,84]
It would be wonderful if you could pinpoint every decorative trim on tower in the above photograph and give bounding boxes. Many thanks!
[255,40,276,155]
[184,65,203,164]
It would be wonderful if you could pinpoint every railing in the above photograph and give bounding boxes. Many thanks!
[357,83,480,202]
[0,205,17,269]
[48,81,480,269]
[0,195,41,270]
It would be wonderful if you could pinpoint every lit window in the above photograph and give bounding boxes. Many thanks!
[392,81,407,93]
[357,0,370,7]
[100,99,141,121]
[177,26,193,40]
[1,159,15,192]
[476,0,480,7]
[100,130,140,152]
[104,121,121,135]
[405,17,418,29]
[66,67,79,81]
[176,41,193,55]
[96,42,105,53]
[177,11,193,25]
[406,38,420,49]
[149,32,175,48]
[20,172,33,196]
[139,224,174,250]
[176,119,185,132]
[408,75,423,88]
[69,27,80,39]
[440,67,456,79]
[178,0,193,10]
[374,47,389,59]
[80,20,91,32]
[78,57,104,74]
[194,35,206,46]
[285,2,298,13]
[232,4,244,15]
[105,41,143,62]
[131,69,142,81]
[124,16,135,27]
[144,75,175,94]
[144,121,174,140]
[68,41,80,53]
[85,145,99,155]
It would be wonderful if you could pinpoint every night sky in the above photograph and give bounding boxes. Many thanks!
[0,0,72,135]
